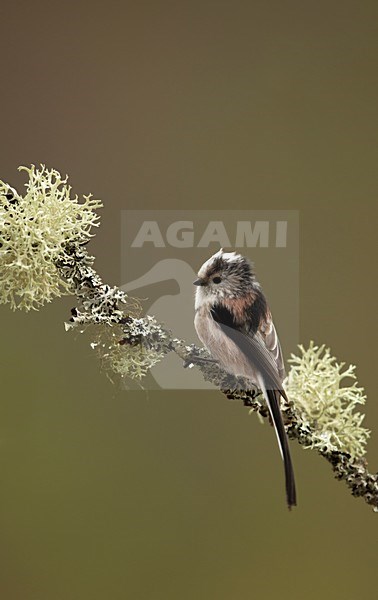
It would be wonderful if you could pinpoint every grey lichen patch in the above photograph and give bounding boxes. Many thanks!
[90,316,171,380]
[58,244,142,329]
[0,165,102,310]
[285,342,370,458]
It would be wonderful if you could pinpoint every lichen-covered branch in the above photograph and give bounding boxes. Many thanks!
[1,165,377,511]
[54,242,378,511]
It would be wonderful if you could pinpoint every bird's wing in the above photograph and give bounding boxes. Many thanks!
[210,303,296,508]
[259,313,286,381]
[210,303,286,396]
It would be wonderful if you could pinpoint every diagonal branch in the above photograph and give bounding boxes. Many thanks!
[56,243,378,512]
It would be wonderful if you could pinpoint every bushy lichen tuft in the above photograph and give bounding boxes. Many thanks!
[0,165,102,310]
[91,316,170,381]
[285,342,370,457]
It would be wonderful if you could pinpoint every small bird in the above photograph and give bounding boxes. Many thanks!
[193,248,296,508]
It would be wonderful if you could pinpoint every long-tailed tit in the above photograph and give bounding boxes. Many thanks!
[193,249,296,509]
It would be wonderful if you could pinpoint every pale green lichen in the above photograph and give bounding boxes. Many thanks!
[91,316,168,381]
[105,342,165,380]
[0,165,102,310]
[285,341,370,457]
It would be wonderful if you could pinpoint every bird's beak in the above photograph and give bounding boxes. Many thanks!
[193,278,206,286]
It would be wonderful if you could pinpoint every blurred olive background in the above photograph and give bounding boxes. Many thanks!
[1,1,377,599]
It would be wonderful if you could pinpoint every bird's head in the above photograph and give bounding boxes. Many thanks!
[194,249,255,304]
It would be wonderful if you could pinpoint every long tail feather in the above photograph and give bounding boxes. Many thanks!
[208,315,297,508]
[257,376,297,509]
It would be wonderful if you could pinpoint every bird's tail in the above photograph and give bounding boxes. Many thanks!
[257,376,297,509]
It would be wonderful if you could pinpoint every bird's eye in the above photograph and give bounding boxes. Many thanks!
[212,276,221,284]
